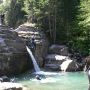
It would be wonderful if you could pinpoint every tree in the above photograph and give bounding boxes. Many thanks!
[5,0,26,27]
[75,0,90,56]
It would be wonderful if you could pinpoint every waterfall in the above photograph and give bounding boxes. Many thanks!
[0,15,2,25]
[84,65,87,72]
[26,46,40,72]
[60,59,72,72]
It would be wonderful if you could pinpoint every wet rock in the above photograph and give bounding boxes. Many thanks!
[0,76,10,82]
[60,60,79,72]
[0,26,33,76]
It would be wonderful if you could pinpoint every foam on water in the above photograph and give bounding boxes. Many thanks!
[33,71,60,76]
[32,77,57,83]
[16,72,88,90]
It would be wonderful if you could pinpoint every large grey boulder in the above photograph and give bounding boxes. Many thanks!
[0,76,10,82]
[0,26,33,76]
[48,45,68,56]
[15,23,49,67]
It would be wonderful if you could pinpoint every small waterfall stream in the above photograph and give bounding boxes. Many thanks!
[26,46,59,76]
[60,59,72,72]
[0,15,2,25]
[26,46,40,72]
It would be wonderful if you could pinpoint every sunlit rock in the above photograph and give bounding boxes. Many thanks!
[0,26,33,76]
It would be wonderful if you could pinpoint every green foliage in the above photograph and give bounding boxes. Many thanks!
[63,0,90,56]
[5,0,27,27]
[71,0,90,56]
[0,0,10,14]
[23,0,49,24]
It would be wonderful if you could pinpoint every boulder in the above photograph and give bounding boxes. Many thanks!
[0,82,26,90]
[83,56,90,71]
[0,76,10,82]
[60,60,79,72]
[67,61,79,71]
[0,26,33,76]
[44,54,69,65]
[15,23,49,67]
[48,44,68,56]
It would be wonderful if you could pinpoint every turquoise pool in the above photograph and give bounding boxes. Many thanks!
[16,71,89,90]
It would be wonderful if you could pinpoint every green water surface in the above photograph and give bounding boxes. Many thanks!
[16,72,89,90]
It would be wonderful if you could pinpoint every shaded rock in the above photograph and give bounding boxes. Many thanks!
[45,64,60,71]
[0,76,10,82]
[60,59,82,72]
[61,60,79,72]
[15,23,49,67]
[45,54,69,61]
[0,26,33,76]
[49,45,68,56]
[83,56,90,71]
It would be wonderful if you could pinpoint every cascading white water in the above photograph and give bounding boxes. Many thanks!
[0,15,2,25]
[26,46,59,76]
[26,46,40,72]
[84,65,87,72]
[60,59,72,72]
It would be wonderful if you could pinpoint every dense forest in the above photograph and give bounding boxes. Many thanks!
[0,0,90,57]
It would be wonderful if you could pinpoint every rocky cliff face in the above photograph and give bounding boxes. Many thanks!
[0,25,33,76]
[15,23,49,67]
